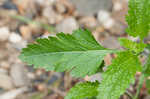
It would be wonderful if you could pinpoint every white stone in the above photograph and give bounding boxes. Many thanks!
[43,6,63,24]
[9,32,22,43]
[98,10,115,29]
[0,87,28,99]
[101,37,121,49]
[0,74,14,90]
[113,2,122,11]
[0,27,10,41]
[10,64,29,87]
[56,17,79,33]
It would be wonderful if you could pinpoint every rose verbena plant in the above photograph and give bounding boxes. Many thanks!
[19,0,150,99]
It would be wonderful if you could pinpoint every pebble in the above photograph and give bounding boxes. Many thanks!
[101,36,121,49]
[56,17,79,33]
[36,84,46,91]
[113,2,122,11]
[0,68,8,75]
[35,0,56,6]
[1,0,18,10]
[9,32,22,43]
[10,64,30,87]
[0,87,28,99]
[0,61,10,70]
[54,2,66,14]
[8,32,27,50]
[69,0,112,16]
[109,22,126,35]
[0,27,10,41]
[20,25,32,40]
[98,10,115,29]
[79,16,97,28]
[43,6,63,24]
[0,74,14,90]
[145,95,150,99]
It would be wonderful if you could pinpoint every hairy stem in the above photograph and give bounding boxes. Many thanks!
[133,74,145,99]
[125,91,134,99]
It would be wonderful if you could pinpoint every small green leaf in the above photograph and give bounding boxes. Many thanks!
[65,81,99,99]
[20,29,117,77]
[119,38,146,53]
[97,51,142,99]
[126,0,150,40]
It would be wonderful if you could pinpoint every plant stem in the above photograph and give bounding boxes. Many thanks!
[133,74,145,99]
[125,91,134,99]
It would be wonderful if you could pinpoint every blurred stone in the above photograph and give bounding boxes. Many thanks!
[69,0,112,16]
[43,6,63,24]
[0,68,8,75]
[1,0,18,10]
[54,2,66,14]
[113,1,123,11]
[0,61,10,70]
[0,87,28,99]
[27,72,35,79]
[35,0,56,6]
[20,25,32,40]
[98,10,115,29]
[0,74,14,90]
[9,32,22,43]
[101,36,121,49]
[79,16,97,28]
[36,84,46,91]
[56,17,79,33]
[8,32,27,50]
[109,22,126,35]
[0,27,10,41]
[144,95,150,99]
[10,64,30,87]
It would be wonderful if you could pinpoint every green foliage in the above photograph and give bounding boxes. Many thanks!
[65,81,99,99]
[19,0,150,98]
[126,0,150,40]
[97,51,142,99]
[119,38,146,53]
[20,29,116,77]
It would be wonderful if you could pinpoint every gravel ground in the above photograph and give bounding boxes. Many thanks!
[0,0,149,99]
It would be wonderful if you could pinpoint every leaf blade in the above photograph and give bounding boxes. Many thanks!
[119,38,146,53]
[97,51,142,99]
[126,0,150,40]
[65,81,99,99]
[20,29,117,77]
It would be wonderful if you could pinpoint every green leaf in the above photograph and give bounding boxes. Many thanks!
[144,54,150,77]
[65,81,99,99]
[97,51,142,99]
[20,29,117,77]
[126,0,150,40]
[119,38,146,53]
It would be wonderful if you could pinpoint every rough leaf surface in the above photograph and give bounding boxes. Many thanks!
[126,0,150,40]
[20,29,115,77]
[97,51,142,99]
[119,38,146,53]
[65,81,99,99]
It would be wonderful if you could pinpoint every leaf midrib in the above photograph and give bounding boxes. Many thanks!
[22,50,119,57]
